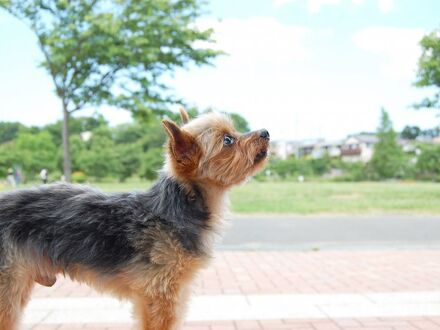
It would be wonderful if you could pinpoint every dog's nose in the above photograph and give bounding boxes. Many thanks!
[259,129,270,141]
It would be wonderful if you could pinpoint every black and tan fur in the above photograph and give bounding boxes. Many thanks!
[0,110,270,330]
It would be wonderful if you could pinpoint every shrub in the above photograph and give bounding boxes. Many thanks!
[72,171,87,183]
[141,148,164,180]
[335,162,367,181]
[369,110,406,180]
[416,144,440,180]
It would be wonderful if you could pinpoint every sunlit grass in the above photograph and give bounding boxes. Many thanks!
[230,181,440,214]
[2,180,439,215]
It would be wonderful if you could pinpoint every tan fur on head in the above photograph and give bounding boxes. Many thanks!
[163,112,270,188]
[179,108,190,124]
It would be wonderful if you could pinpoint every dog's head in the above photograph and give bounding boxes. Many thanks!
[162,109,269,188]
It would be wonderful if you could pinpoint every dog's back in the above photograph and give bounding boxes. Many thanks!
[0,184,140,271]
[0,178,211,273]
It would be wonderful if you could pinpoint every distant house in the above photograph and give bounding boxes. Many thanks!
[272,139,343,159]
[310,140,343,159]
[272,132,424,163]
[340,134,378,163]
[271,141,301,160]
[298,139,324,158]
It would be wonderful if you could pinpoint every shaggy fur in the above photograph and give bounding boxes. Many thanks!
[0,110,269,330]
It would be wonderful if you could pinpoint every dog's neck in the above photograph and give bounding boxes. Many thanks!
[155,171,229,253]
[198,183,229,218]
[161,164,229,218]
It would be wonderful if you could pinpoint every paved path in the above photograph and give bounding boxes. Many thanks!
[220,215,440,250]
[25,250,440,329]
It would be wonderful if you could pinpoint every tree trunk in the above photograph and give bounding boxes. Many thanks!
[62,103,72,182]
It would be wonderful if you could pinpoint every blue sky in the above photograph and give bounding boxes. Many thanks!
[1,0,439,141]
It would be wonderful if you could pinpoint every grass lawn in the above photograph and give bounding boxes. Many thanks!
[1,180,439,215]
[230,181,440,214]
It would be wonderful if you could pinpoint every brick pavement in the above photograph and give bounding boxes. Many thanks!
[27,317,440,330]
[26,251,440,330]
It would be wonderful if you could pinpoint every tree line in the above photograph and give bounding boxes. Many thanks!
[262,109,440,182]
[0,110,250,183]
[1,107,438,183]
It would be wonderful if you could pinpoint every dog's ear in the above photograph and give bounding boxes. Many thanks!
[162,119,198,162]
[179,108,190,124]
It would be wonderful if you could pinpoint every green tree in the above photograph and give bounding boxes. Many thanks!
[229,113,250,133]
[113,123,146,145]
[369,109,405,179]
[414,29,440,110]
[1,0,220,181]
[78,126,119,180]
[137,117,167,180]
[114,143,142,182]
[141,147,164,180]
[0,141,21,177]
[421,126,440,139]
[15,131,58,178]
[45,114,108,146]
[416,144,440,180]
[310,153,332,176]
[0,122,25,144]
[69,135,87,172]
[401,125,421,140]
[269,156,297,179]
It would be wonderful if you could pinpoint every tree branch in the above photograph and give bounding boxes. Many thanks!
[39,2,56,16]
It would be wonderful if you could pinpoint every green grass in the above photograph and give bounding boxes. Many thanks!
[2,180,440,215]
[230,181,440,214]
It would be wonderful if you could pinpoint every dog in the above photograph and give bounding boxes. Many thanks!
[0,109,270,330]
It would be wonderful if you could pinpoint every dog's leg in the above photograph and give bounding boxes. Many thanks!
[0,267,34,330]
[134,294,185,330]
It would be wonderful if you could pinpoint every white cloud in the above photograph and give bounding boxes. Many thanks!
[273,0,395,14]
[273,0,342,13]
[198,17,310,65]
[169,20,437,141]
[308,0,342,13]
[353,27,425,79]
[273,0,295,8]
[352,0,365,5]
[173,18,316,140]
[378,0,394,13]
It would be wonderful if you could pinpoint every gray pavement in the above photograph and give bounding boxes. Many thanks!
[218,215,440,251]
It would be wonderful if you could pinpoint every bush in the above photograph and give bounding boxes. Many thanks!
[335,162,367,181]
[114,143,142,182]
[72,171,87,183]
[267,156,329,179]
[15,131,58,179]
[141,148,164,180]
[416,144,440,180]
[268,157,298,179]
[78,127,119,180]
[369,109,406,180]
[310,154,332,176]
[0,141,21,178]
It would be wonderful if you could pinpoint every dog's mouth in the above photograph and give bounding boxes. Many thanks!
[254,149,268,163]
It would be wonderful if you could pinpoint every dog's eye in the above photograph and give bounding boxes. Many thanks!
[223,134,235,146]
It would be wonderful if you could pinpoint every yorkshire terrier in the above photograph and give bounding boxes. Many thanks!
[0,109,269,330]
